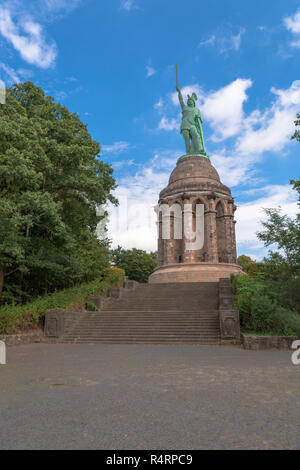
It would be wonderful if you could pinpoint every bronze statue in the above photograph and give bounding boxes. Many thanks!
[176,64,206,156]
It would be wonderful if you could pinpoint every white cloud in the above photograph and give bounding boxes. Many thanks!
[16,68,33,79]
[0,8,57,68]
[55,90,67,101]
[284,9,300,48]
[43,0,81,13]
[146,66,156,78]
[113,159,135,168]
[201,78,252,141]
[211,151,259,188]
[151,150,181,170]
[232,29,245,50]
[284,9,300,34]
[66,76,78,82]
[101,141,130,154]
[158,116,180,131]
[120,0,136,11]
[235,184,298,254]
[210,81,300,186]
[199,35,216,47]
[198,28,245,54]
[236,83,300,155]
[154,97,163,109]
[0,62,20,83]
[219,28,245,53]
[291,39,300,48]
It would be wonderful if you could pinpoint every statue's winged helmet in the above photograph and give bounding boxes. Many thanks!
[187,92,198,105]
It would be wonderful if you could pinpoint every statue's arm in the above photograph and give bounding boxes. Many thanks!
[176,86,185,110]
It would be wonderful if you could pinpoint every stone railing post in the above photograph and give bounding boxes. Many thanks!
[218,278,240,343]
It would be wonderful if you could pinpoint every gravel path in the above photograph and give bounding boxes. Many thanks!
[0,343,299,449]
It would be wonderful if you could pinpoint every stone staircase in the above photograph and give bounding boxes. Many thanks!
[61,282,221,344]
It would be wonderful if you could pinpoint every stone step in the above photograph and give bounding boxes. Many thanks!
[82,321,218,325]
[105,306,218,310]
[63,332,220,338]
[92,314,219,318]
[62,329,220,335]
[76,321,219,325]
[58,281,222,344]
[67,322,219,331]
[61,339,221,344]
[65,329,219,335]
[63,337,219,341]
[86,309,219,314]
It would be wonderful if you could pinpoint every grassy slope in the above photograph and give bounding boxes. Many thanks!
[0,279,112,335]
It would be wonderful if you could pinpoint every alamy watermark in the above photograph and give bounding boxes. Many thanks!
[97,199,205,251]
[0,341,6,365]
[291,340,300,365]
[157,203,204,250]
[0,80,6,105]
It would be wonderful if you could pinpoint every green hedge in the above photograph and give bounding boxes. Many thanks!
[0,273,121,335]
[231,274,300,337]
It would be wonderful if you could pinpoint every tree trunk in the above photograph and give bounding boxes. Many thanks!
[0,267,4,294]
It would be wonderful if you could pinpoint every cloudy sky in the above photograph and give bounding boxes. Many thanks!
[0,0,299,259]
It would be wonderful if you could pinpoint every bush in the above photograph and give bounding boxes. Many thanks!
[85,301,99,312]
[274,278,300,313]
[103,267,125,287]
[272,308,300,337]
[231,274,300,336]
[246,262,265,275]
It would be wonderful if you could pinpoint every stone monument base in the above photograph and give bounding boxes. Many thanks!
[149,262,243,284]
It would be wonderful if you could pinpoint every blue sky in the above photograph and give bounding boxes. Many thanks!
[0,0,299,258]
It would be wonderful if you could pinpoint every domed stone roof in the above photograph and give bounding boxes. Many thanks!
[159,155,231,199]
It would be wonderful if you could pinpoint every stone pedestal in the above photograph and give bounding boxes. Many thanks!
[149,155,243,283]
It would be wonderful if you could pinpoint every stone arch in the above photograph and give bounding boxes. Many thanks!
[192,196,208,212]
[171,198,184,210]
[214,198,226,214]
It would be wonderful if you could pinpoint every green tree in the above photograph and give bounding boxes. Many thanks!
[0,82,117,301]
[256,182,300,277]
[237,255,253,272]
[110,246,157,283]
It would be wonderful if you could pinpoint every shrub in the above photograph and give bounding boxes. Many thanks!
[85,301,99,312]
[231,274,300,336]
[103,267,125,287]
[246,262,265,275]
[272,308,300,337]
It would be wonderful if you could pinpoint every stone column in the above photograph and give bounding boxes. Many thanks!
[222,215,234,263]
[157,219,164,266]
[232,220,237,263]
[204,209,218,263]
